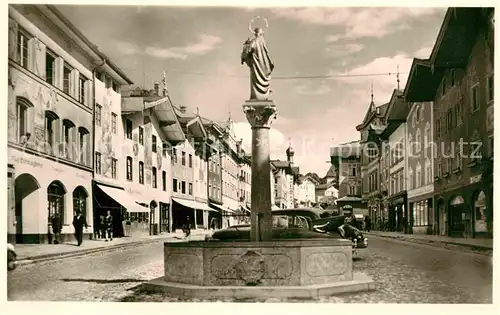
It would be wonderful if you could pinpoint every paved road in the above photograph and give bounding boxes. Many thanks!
[8,236,493,303]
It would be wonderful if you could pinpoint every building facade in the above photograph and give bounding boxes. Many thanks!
[406,101,435,234]
[404,8,494,238]
[297,176,316,207]
[8,5,97,243]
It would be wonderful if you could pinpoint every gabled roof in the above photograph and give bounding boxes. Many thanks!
[324,165,336,178]
[404,8,491,102]
[186,116,207,139]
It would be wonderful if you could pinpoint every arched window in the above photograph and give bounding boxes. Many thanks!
[419,104,425,121]
[424,122,431,147]
[408,133,413,156]
[139,161,144,184]
[425,158,432,184]
[408,167,414,190]
[73,186,88,219]
[48,181,66,224]
[78,127,90,166]
[415,129,422,153]
[16,97,34,144]
[45,110,60,151]
[61,119,75,159]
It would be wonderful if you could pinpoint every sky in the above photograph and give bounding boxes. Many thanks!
[56,4,447,176]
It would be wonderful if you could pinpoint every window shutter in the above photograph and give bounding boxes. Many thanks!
[54,57,64,90]
[85,80,93,107]
[53,119,62,156]
[70,69,79,99]
[8,18,18,61]
[29,38,46,79]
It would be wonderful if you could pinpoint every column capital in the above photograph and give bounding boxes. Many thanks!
[243,100,277,128]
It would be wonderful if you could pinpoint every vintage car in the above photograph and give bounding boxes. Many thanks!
[208,207,368,256]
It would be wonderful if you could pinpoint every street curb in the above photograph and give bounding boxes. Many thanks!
[366,233,493,254]
[16,237,175,266]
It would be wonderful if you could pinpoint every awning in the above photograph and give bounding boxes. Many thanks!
[97,184,149,213]
[272,205,281,210]
[242,206,251,213]
[172,198,217,212]
[209,203,235,214]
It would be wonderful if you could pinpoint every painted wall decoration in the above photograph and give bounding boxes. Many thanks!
[8,18,18,61]
[99,94,115,177]
[157,146,162,170]
[144,114,153,185]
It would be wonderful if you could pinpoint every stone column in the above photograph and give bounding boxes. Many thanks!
[243,100,276,242]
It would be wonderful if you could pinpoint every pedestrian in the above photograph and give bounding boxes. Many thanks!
[210,217,217,230]
[183,216,191,238]
[51,213,62,244]
[105,210,113,241]
[365,216,372,232]
[72,211,88,246]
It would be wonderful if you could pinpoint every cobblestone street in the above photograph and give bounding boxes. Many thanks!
[8,236,492,303]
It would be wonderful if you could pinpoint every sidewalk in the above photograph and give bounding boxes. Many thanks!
[365,231,493,253]
[14,229,212,264]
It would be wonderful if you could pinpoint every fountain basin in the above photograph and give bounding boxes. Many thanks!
[142,239,375,299]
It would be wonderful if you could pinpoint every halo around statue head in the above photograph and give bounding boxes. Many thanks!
[249,16,269,34]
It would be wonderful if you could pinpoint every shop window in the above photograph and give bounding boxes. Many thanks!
[95,152,102,174]
[139,161,144,184]
[72,186,88,219]
[413,200,429,227]
[48,181,66,224]
[126,156,132,181]
[95,104,102,126]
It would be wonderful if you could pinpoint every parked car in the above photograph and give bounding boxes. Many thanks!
[7,243,17,271]
[208,207,368,256]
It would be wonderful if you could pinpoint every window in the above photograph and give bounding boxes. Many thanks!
[16,99,30,142]
[139,161,144,184]
[95,104,102,126]
[413,201,429,226]
[351,166,356,177]
[45,50,56,85]
[63,64,72,95]
[78,76,86,104]
[95,152,102,174]
[173,148,178,163]
[189,154,193,168]
[111,158,117,179]
[487,75,494,103]
[408,168,413,190]
[72,187,87,219]
[152,167,157,188]
[17,28,30,68]
[173,179,178,192]
[181,181,186,194]
[182,151,186,166]
[436,118,441,139]
[425,159,432,184]
[415,105,420,122]
[112,81,120,93]
[152,135,157,152]
[437,160,442,177]
[162,171,166,191]
[48,181,65,224]
[78,127,89,165]
[139,127,144,145]
[450,69,455,87]
[162,142,167,157]
[111,113,117,134]
[447,109,454,130]
[189,183,193,195]
[105,75,112,89]
[126,119,132,139]
[126,156,133,181]
[62,120,74,145]
[349,185,356,195]
[442,76,447,96]
[45,112,58,148]
[471,84,480,112]
[424,123,431,146]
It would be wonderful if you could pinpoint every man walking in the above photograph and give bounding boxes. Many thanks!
[72,211,88,246]
[105,210,113,241]
[51,213,62,244]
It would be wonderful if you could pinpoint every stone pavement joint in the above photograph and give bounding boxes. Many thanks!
[365,231,493,255]
[14,230,212,266]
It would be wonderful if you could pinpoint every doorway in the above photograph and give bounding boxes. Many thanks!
[15,173,40,244]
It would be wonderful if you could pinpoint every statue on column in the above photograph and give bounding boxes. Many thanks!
[241,17,275,101]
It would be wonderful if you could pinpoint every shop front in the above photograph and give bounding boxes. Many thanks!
[388,191,407,232]
[209,203,235,229]
[435,176,493,238]
[8,147,93,244]
[172,197,215,231]
[408,190,434,235]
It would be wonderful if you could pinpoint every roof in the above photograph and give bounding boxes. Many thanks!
[271,160,291,169]
[46,5,134,85]
[324,165,336,178]
[315,181,336,190]
[330,141,361,158]
[336,196,363,202]
[404,8,491,102]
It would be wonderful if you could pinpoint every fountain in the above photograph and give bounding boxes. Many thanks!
[143,17,374,299]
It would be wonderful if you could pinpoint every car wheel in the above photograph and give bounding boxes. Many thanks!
[7,251,17,271]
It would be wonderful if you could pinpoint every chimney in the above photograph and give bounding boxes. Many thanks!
[179,105,187,113]
[154,82,160,95]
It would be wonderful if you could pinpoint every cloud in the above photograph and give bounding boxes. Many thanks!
[324,42,365,58]
[232,122,288,159]
[112,34,222,60]
[295,81,332,95]
[274,7,443,41]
